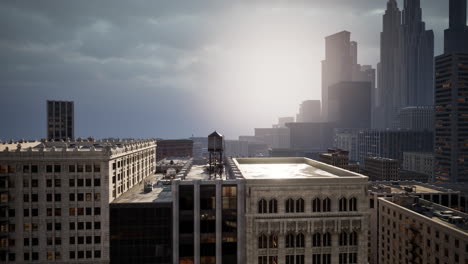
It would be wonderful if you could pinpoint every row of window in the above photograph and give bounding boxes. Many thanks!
[258,253,357,264]
[258,232,358,249]
[20,178,101,189]
[258,197,358,213]
[20,221,102,233]
[23,192,100,204]
[0,164,102,174]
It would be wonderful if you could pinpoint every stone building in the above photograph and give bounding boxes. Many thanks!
[0,139,156,263]
[378,196,468,264]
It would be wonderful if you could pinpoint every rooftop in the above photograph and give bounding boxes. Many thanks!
[112,174,172,204]
[384,196,468,233]
[370,181,457,194]
[233,157,364,180]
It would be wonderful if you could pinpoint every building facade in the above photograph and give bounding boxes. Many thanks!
[333,129,360,163]
[0,139,156,263]
[286,123,334,152]
[296,100,321,123]
[364,157,399,181]
[368,182,463,264]
[47,101,74,141]
[403,152,434,179]
[378,196,468,264]
[357,130,433,164]
[397,106,434,131]
[156,139,193,161]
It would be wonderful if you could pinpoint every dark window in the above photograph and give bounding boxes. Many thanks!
[69,165,75,173]
[258,234,267,249]
[258,199,267,214]
[285,198,295,213]
[46,165,53,173]
[54,165,61,173]
[269,199,278,213]
[94,179,101,187]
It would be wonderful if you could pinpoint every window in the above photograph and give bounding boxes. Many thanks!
[69,193,75,201]
[285,255,294,264]
[55,194,61,202]
[323,197,331,212]
[258,234,267,249]
[258,199,267,214]
[94,222,101,229]
[312,254,321,264]
[77,164,83,173]
[312,197,321,212]
[339,253,348,264]
[349,231,358,246]
[269,234,278,248]
[296,255,304,264]
[296,198,304,213]
[269,199,278,213]
[339,197,347,212]
[31,165,38,173]
[77,179,83,187]
[69,179,75,187]
[31,179,38,187]
[323,232,331,247]
[285,198,295,213]
[94,193,101,201]
[94,236,101,244]
[339,232,348,246]
[94,207,101,215]
[94,179,101,187]
[85,165,92,173]
[349,253,357,264]
[46,179,52,187]
[312,232,321,247]
[86,179,92,187]
[94,250,101,259]
[86,208,92,215]
[54,165,61,173]
[69,251,75,259]
[258,256,267,264]
[349,197,357,211]
[86,193,92,201]
[285,233,295,248]
[24,194,29,202]
[296,233,305,248]
[46,165,53,173]
[70,237,75,245]
[69,165,75,173]
[94,164,100,173]
[69,208,75,216]
[77,193,84,201]
[54,179,61,187]
[269,256,277,264]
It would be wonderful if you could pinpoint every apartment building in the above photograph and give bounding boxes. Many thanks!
[0,139,156,263]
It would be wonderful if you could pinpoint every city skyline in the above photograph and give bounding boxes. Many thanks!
[0,0,452,140]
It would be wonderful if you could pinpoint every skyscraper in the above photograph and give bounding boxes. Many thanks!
[434,0,468,183]
[328,81,371,129]
[444,0,468,54]
[47,100,74,141]
[399,0,434,107]
[321,31,353,121]
[378,0,401,129]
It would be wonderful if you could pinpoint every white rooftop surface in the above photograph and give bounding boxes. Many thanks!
[238,163,338,179]
[112,174,172,203]
[186,165,224,180]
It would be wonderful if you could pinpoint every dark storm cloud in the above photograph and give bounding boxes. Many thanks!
[0,0,451,140]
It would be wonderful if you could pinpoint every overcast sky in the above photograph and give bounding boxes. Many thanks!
[0,0,451,140]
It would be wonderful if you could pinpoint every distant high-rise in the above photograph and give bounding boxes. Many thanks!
[399,0,434,107]
[321,31,354,121]
[444,0,468,53]
[47,100,74,141]
[397,106,434,131]
[434,0,468,183]
[296,100,321,122]
[378,0,401,128]
[328,81,371,129]
[277,117,294,128]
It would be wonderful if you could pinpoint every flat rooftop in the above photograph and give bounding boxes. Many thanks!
[233,157,363,179]
[186,165,225,180]
[370,181,451,194]
[112,174,172,204]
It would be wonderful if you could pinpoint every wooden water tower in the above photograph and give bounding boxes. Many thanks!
[208,131,224,177]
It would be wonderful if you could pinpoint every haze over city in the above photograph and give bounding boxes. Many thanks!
[0,0,450,140]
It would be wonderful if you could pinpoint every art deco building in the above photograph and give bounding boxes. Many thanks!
[0,139,156,263]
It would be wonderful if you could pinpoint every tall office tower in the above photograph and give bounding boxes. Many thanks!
[378,0,401,129]
[296,100,321,122]
[399,0,434,107]
[328,81,371,129]
[444,0,468,53]
[321,31,353,121]
[47,101,74,141]
[434,0,468,183]
[0,139,156,263]
[397,106,434,131]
